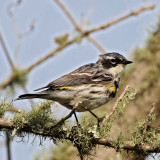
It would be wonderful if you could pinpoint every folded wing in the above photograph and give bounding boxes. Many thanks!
[34,63,113,91]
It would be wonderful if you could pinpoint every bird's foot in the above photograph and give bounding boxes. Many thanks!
[97,116,105,130]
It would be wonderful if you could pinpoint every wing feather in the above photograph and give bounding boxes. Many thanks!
[34,63,114,91]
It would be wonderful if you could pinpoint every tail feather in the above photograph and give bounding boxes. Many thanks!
[15,93,47,101]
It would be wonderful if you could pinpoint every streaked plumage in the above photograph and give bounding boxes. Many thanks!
[16,52,132,112]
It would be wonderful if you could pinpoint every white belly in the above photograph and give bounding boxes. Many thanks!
[47,84,111,112]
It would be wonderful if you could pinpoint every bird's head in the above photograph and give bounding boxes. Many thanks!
[97,52,133,75]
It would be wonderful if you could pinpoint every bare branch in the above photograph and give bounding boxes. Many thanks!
[55,0,81,31]
[25,39,75,73]
[50,102,81,129]
[5,132,11,160]
[0,1,35,102]
[143,103,156,134]
[54,0,107,54]
[0,75,13,89]
[100,85,130,125]
[22,86,34,104]
[50,109,75,129]
[7,0,35,62]
[149,103,155,117]
[20,3,156,73]
[0,32,15,69]
[0,119,12,127]
[0,4,155,89]
[87,36,106,53]
[82,4,155,36]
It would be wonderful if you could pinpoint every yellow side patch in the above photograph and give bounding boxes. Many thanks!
[53,86,73,90]
[105,84,116,93]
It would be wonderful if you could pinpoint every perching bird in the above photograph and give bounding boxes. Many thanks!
[16,52,132,125]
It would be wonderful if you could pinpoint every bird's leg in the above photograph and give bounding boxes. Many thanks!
[85,107,104,128]
[73,111,81,127]
[73,101,82,127]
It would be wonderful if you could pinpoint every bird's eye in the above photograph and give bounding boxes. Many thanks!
[110,59,116,64]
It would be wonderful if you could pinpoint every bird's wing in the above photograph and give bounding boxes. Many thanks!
[34,63,113,91]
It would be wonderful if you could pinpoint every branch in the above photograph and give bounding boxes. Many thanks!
[94,138,160,153]
[0,4,155,89]
[148,103,155,117]
[100,85,130,125]
[17,3,157,71]
[82,4,155,36]
[7,0,35,61]
[87,36,106,54]
[50,109,75,129]
[0,32,15,69]
[21,86,34,104]
[5,132,11,160]
[55,0,107,54]
[142,103,156,134]
[25,39,75,73]
[55,0,81,32]
[7,106,19,113]
[0,118,159,154]
[0,39,75,89]
[0,74,13,89]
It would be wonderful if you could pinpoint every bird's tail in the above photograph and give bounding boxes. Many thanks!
[15,93,48,101]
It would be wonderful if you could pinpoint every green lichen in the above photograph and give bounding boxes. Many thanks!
[0,99,12,118]
[130,111,160,156]
[13,100,54,133]
[132,114,157,145]
[111,131,127,151]
[68,126,96,156]
[11,68,27,87]
[54,34,69,45]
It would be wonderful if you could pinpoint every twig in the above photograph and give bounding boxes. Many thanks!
[55,0,106,54]
[22,86,34,105]
[0,32,15,69]
[0,75,13,89]
[25,39,75,73]
[0,0,35,102]
[50,109,75,129]
[75,143,84,160]
[7,0,35,63]
[50,102,81,129]
[87,36,106,54]
[143,103,156,134]
[100,85,130,126]
[6,132,11,160]
[149,103,155,117]
[54,0,82,32]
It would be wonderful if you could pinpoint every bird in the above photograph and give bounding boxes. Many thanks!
[16,52,132,126]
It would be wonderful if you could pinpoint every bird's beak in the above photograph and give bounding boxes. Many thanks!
[124,60,133,65]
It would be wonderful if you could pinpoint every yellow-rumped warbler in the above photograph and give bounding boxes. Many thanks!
[16,52,132,124]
